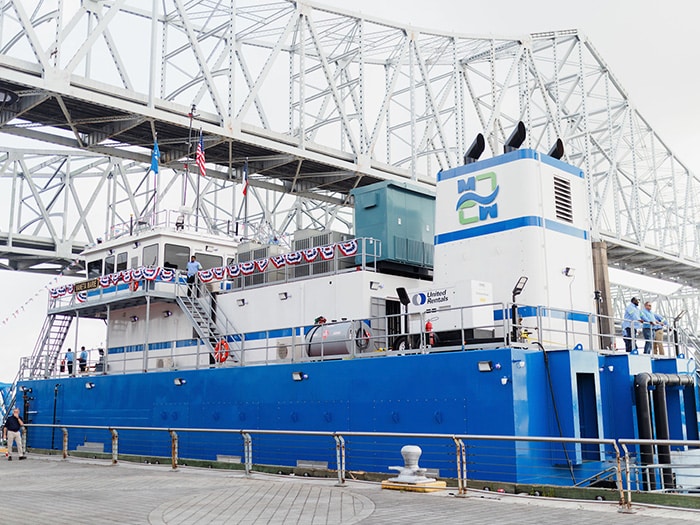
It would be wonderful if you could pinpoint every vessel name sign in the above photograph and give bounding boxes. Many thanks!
[74,278,99,293]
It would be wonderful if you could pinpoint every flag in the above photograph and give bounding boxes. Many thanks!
[150,139,160,174]
[196,130,206,177]
[242,158,249,196]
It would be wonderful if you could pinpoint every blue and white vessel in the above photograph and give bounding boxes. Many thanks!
[12,141,699,489]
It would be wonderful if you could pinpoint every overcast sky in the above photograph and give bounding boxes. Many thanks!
[1,0,697,383]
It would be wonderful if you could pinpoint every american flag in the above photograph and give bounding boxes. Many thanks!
[196,131,206,177]
[242,158,249,196]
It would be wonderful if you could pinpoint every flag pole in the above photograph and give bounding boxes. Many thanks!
[152,132,158,222]
[196,127,202,232]
[244,157,249,240]
[184,104,195,212]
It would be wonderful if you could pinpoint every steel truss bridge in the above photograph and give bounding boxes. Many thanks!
[0,0,699,334]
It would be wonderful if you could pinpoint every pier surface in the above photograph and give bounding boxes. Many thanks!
[2,455,700,524]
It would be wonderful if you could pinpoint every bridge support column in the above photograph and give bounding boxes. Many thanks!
[592,241,614,350]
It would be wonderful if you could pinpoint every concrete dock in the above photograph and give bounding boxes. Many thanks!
[2,454,700,524]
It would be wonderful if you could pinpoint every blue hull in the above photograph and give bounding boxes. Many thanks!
[20,347,699,485]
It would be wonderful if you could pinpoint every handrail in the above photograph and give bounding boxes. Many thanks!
[26,423,624,502]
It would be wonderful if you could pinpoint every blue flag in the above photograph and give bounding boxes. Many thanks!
[151,139,160,174]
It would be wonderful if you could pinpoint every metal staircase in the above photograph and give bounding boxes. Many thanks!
[2,313,73,422]
[27,314,74,379]
[176,282,242,363]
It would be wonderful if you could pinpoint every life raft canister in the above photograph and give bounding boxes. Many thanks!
[214,339,230,362]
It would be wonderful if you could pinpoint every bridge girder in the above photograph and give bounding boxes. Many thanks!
[0,0,698,330]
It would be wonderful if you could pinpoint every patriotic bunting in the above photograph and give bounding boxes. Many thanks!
[48,239,362,301]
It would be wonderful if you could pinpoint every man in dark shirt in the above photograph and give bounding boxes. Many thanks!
[3,408,26,460]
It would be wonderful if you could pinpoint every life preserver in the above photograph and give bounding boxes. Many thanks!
[130,280,139,292]
[214,339,230,362]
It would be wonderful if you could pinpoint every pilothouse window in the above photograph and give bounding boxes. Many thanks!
[142,243,158,267]
[87,259,102,278]
[164,243,189,272]
[116,252,128,272]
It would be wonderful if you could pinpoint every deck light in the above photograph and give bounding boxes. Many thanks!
[85,382,95,390]
[278,292,290,300]
[163,310,172,317]
[174,378,186,386]
[477,361,493,372]
[236,298,247,306]
[291,371,307,381]
[369,281,381,290]
[131,315,139,322]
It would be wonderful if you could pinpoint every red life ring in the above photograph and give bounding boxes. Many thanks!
[214,339,230,362]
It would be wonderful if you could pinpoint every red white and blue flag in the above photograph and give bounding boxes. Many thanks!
[196,130,206,177]
[242,158,249,196]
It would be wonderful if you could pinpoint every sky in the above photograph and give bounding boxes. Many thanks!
[0,0,697,383]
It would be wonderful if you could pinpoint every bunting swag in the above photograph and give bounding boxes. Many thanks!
[49,239,362,300]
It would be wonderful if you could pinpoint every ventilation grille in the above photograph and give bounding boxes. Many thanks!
[553,176,573,223]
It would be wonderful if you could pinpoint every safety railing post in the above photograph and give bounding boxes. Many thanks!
[334,434,346,486]
[452,437,466,495]
[62,427,68,459]
[170,430,178,470]
[620,443,633,510]
[110,428,118,464]
[611,441,626,508]
[242,432,252,476]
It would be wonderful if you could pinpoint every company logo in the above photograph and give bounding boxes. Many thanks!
[411,289,449,306]
[455,172,499,224]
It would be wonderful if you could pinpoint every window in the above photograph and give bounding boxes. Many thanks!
[104,255,115,275]
[195,253,223,270]
[116,252,128,272]
[87,259,102,278]
[164,243,190,272]
[142,243,158,267]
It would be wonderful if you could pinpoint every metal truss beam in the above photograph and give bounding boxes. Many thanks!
[0,1,699,331]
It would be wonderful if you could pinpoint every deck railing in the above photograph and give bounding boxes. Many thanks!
[22,422,700,508]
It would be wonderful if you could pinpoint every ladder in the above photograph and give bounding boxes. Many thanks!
[176,281,242,362]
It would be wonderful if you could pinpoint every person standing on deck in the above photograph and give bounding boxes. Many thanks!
[3,408,26,460]
[621,297,641,353]
[186,255,202,297]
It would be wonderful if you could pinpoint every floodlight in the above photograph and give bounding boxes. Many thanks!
[173,378,187,386]
[477,361,493,372]
[291,371,308,381]
[511,276,528,299]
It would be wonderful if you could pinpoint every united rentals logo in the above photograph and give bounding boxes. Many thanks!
[412,289,449,306]
[455,172,499,224]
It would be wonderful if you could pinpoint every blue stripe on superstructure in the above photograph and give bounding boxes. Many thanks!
[539,154,585,178]
[493,306,590,323]
[543,219,588,240]
[438,149,583,182]
[435,216,541,245]
[438,149,537,182]
[435,216,588,245]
